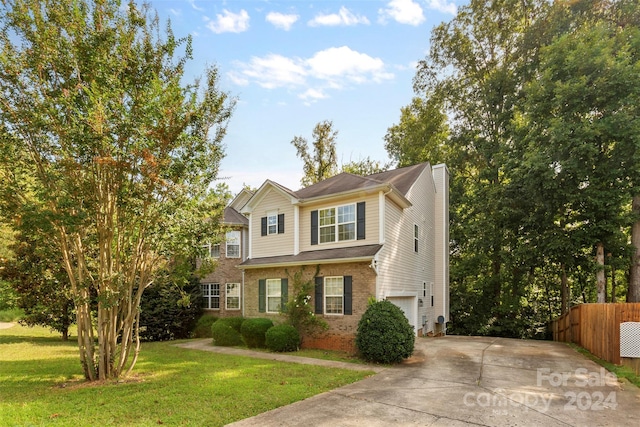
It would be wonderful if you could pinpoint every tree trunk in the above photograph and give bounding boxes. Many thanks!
[628,194,640,302]
[560,263,569,314]
[596,242,606,303]
[611,263,616,303]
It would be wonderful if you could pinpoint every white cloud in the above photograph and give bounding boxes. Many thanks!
[427,0,457,15]
[228,46,393,100]
[299,88,328,102]
[266,12,299,31]
[169,8,181,17]
[308,6,370,27]
[378,0,425,26]
[306,46,393,85]
[207,9,250,34]
[231,54,307,89]
[187,0,204,12]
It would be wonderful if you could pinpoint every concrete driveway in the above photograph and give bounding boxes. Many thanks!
[225,336,640,427]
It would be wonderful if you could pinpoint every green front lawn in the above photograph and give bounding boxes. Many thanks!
[0,324,373,426]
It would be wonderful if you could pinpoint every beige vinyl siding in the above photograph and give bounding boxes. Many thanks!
[376,166,436,333]
[433,164,450,322]
[298,192,380,253]
[250,188,295,258]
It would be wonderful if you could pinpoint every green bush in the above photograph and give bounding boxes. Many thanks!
[0,308,23,322]
[355,300,415,364]
[265,324,300,352]
[192,315,218,338]
[223,316,245,333]
[241,318,274,348]
[211,317,244,346]
[139,277,203,342]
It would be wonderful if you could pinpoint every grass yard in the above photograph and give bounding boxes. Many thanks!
[0,324,374,426]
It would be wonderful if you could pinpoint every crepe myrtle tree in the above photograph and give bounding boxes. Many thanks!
[0,0,234,380]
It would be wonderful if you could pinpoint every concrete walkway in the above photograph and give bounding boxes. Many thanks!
[179,336,640,426]
[176,339,383,373]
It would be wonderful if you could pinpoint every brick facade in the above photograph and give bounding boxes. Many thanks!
[243,261,376,353]
[199,238,243,318]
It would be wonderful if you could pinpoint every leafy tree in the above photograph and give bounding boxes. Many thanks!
[518,2,640,303]
[0,0,234,380]
[291,120,339,187]
[388,0,640,337]
[409,0,549,334]
[0,223,17,311]
[0,225,75,339]
[384,96,450,167]
[341,156,391,176]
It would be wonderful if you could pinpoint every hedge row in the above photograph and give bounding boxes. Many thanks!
[210,316,300,352]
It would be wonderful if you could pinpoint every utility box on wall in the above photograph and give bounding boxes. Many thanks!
[620,322,640,374]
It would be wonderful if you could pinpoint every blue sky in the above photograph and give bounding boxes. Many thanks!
[148,0,464,195]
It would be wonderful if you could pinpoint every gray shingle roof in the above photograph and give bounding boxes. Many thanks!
[223,207,248,226]
[293,162,429,199]
[239,244,382,268]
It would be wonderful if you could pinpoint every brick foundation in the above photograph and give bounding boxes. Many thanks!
[302,332,357,354]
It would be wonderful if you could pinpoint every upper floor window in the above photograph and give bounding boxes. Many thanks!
[319,204,355,244]
[414,224,419,253]
[261,213,285,236]
[226,231,240,258]
[210,244,220,258]
[311,202,365,245]
[267,213,278,234]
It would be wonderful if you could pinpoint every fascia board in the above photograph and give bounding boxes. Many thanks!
[237,255,377,270]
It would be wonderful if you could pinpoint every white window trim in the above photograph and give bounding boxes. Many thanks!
[324,276,344,315]
[226,283,241,310]
[202,283,220,310]
[414,224,419,253]
[267,211,278,235]
[226,230,241,259]
[266,278,281,314]
[318,203,356,244]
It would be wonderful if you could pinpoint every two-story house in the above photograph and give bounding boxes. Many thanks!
[233,162,449,352]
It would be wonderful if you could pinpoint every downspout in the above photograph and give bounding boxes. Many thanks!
[241,268,245,317]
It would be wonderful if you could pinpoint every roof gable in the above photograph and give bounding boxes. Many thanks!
[241,179,299,214]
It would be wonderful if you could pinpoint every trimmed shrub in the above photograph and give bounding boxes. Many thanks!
[192,315,218,338]
[223,316,245,333]
[355,300,415,364]
[265,324,300,352]
[211,317,245,346]
[241,318,274,348]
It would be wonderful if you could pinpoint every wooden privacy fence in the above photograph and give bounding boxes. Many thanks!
[551,303,640,365]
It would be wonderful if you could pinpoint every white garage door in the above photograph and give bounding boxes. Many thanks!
[387,297,416,331]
